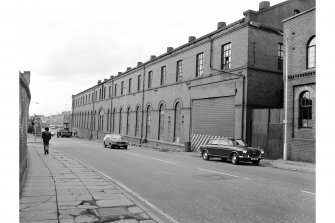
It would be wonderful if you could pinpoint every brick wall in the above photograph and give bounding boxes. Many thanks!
[19,71,31,196]
[283,8,316,163]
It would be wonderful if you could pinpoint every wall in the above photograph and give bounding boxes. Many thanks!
[19,71,31,196]
[283,8,315,162]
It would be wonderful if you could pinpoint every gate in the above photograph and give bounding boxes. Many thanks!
[250,108,283,160]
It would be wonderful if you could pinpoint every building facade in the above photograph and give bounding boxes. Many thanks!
[72,0,315,153]
[283,7,316,162]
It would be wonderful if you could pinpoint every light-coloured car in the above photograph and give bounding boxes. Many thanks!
[103,134,129,149]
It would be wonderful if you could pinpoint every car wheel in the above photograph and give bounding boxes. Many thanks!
[202,151,210,160]
[221,157,227,162]
[252,160,260,165]
[124,146,128,150]
[104,142,107,148]
[231,153,239,165]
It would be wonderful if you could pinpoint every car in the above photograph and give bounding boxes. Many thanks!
[103,134,129,149]
[58,128,71,138]
[199,137,264,165]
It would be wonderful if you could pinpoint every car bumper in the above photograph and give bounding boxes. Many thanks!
[238,154,263,161]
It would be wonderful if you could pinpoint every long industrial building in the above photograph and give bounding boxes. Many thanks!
[72,0,315,157]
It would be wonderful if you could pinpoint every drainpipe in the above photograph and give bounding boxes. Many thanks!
[110,78,114,133]
[140,65,146,144]
[92,86,96,139]
[283,35,288,160]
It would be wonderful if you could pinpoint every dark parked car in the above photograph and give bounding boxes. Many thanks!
[199,137,264,165]
[103,134,129,149]
[57,128,71,138]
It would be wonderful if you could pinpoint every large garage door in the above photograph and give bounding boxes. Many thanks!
[192,96,235,137]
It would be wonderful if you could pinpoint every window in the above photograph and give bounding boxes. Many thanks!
[196,53,204,77]
[138,75,142,91]
[278,43,284,70]
[121,81,124,95]
[173,102,181,142]
[112,109,116,132]
[299,91,312,128]
[135,107,140,136]
[114,84,117,96]
[161,66,166,85]
[89,94,90,103]
[119,108,123,134]
[103,87,106,99]
[145,105,151,138]
[99,89,101,100]
[307,36,316,69]
[128,78,132,93]
[126,107,130,135]
[221,43,231,70]
[85,95,87,104]
[158,103,165,140]
[148,71,153,89]
[176,60,183,81]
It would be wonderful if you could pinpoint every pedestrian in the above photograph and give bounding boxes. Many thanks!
[42,127,52,155]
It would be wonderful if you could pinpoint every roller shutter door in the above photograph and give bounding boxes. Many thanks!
[192,96,235,137]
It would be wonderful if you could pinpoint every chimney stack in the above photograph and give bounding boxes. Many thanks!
[127,67,131,71]
[104,78,108,82]
[137,62,142,66]
[167,47,174,52]
[110,75,114,79]
[217,22,226,29]
[150,55,156,60]
[98,80,101,84]
[259,1,270,10]
[188,36,196,42]
[118,72,122,76]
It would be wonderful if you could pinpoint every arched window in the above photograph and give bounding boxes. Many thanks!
[294,9,300,15]
[112,109,116,132]
[135,106,140,136]
[145,105,151,138]
[307,36,316,69]
[99,109,104,131]
[299,91,312,128]
[94,111,97,130]
[126,107,131,135]
[107,109,110,132]
[174,102,181,142]
[119,108,123,134]
[158,103,165,140]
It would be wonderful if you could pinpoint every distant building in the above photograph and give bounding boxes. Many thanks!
[283,7,315,162]
[19,71,31,196]
[72,0,315,156]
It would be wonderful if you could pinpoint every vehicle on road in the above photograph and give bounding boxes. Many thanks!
[199,137,264,165]
[103,134,129,149]
[50,128,57,137]
[57,128,72,138]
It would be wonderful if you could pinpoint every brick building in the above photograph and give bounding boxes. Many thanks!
[72,0,315,153]
[283,7,315,162]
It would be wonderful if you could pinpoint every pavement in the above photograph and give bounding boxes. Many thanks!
[21,135,315,223]
[21,134,161,223]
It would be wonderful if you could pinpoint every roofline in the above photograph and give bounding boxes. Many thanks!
[282,7,315,23]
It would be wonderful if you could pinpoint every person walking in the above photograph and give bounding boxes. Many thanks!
[42,127,52,155]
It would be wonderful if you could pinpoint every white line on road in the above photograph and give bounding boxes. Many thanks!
[301,190,315,195]
[198,168,250,180]
[124,152,142,157]
[151,158,177,165]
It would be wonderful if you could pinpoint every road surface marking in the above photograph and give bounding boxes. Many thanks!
[198,168,250,180]
[151,158,177,165]
[58,150,179,223]
[124,152,142,157]
[301,190,315,195]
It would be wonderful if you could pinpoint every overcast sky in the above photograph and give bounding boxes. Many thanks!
[18,0,285,116]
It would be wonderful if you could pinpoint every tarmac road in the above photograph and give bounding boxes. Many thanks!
[51,137,315,223]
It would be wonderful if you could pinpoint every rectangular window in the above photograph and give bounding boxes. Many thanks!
[104,87,106,99]
[109,86,111,98]
[278,43,284,70]
[196,53,204,77]
[138,75,142,91]
[89,94,90,103]
[221,43,231,70]
[128,78,132,93]
[121,81,124,95]
[161,66,166,85]
[176,60,183,81]
[114,84,117,96]
[148,71,153,89]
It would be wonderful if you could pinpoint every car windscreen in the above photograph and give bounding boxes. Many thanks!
[235,139,247,147]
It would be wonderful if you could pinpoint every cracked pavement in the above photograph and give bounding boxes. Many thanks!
[20,143,159,223]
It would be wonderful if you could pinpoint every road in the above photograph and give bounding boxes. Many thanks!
[50,137,315,223]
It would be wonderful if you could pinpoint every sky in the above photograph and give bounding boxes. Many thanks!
[17,0,288,116]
